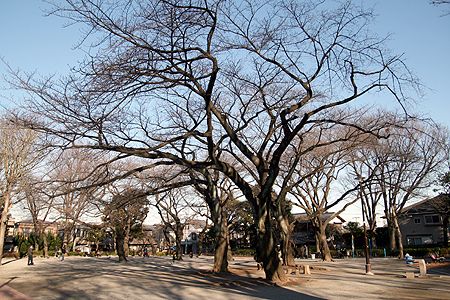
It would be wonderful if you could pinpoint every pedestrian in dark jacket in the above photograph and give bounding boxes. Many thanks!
[27,246,34,265]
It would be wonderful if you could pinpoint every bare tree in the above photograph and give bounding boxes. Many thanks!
[288,129,367,261]
[153,188,197,261]
[191,169,234,272]
[430,171,450,246]
[50,149,107,250]
[103,187,149,262]
[10,0,416,282]
[0,118,42,265]
[363,120,448,258]
[18,175,56,258]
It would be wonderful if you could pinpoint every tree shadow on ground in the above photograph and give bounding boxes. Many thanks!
[1,257,323,300]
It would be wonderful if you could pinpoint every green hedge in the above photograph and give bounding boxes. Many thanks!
[233,248,255,257]
[401,247,449,258]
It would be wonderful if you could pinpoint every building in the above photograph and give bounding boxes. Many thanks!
[128,224,157,254]
[399,195,450,246]
[181,219,206,255]
[14,219,59,236]
[291,212,345,246]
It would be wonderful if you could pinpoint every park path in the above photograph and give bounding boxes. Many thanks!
[0,255,449,299]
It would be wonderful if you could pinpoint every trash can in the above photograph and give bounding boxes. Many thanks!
[311,253,315,259]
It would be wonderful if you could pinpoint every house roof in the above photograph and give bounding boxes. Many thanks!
[16,219,57,225]
[401,194,449,214]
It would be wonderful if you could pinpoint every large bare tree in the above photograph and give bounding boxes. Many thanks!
[10,0,416,282]
[152,189,197,261]
[104,187,149,262]
[0,118,42,265]
[18,175,56,258]
[50,149,107,250]
[359,120,448,258]
[288,127,369,261]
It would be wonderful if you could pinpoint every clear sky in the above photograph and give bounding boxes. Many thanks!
[1,1,449,223]
[1,1,449,124]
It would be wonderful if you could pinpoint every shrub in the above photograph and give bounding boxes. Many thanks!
[233,248,255,257]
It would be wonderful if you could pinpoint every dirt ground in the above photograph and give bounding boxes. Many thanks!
[1,255,449,299]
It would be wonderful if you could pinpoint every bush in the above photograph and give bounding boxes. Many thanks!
[233,248,255,257]
[68,251,84,256]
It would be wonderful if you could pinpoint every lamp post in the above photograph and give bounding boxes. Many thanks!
[358,176,374,275]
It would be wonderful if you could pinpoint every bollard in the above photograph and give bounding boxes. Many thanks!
[304,265,311,275]
[418,259,427,277]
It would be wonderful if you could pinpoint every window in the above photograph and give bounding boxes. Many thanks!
[414,218,421,224]
[406,235,433,245]
[424,215,440,224]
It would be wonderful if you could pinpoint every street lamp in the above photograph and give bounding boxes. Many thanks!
[357,176,374,275]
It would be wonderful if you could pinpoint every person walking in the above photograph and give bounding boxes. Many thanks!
[27,246,34,265]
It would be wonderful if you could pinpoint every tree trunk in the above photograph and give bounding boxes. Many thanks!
[33,222,40,251]
[255,205,287,283]
[116,228,127,262]
[315,231,320,254]
[175,226,183,260]
[392,214,404,259]
[279,218,295,266]
[387,219,396,251]
[213,211,229,272]
[72,237,78,252]
[316,225,332,262]
[42,231,49,258]
[124,218,131,257]
[227,232,233,262]
[443,215,449,247]
[0,190,12,265]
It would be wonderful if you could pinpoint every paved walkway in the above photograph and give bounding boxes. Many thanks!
[0,256,449,299]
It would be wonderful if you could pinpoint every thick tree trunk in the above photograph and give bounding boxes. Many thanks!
[392,214,404,259]
[255,205,287,283]
[277,207,295,266]
[116,228,127,262]
[387,219,396,251]
[212,211,229,272]
[33,222,40,251]
[279,221,295,266]
[175,227,183,260]
[0,191,12,265]
[203,180,230,273]
[316,225,332,262]
[124,232,130,257]
[315,232,320,254]
[227,232,233,262]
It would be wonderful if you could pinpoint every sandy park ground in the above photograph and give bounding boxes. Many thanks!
[1,255,449,300]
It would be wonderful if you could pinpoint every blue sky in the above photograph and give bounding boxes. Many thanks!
[1,1,449,127]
